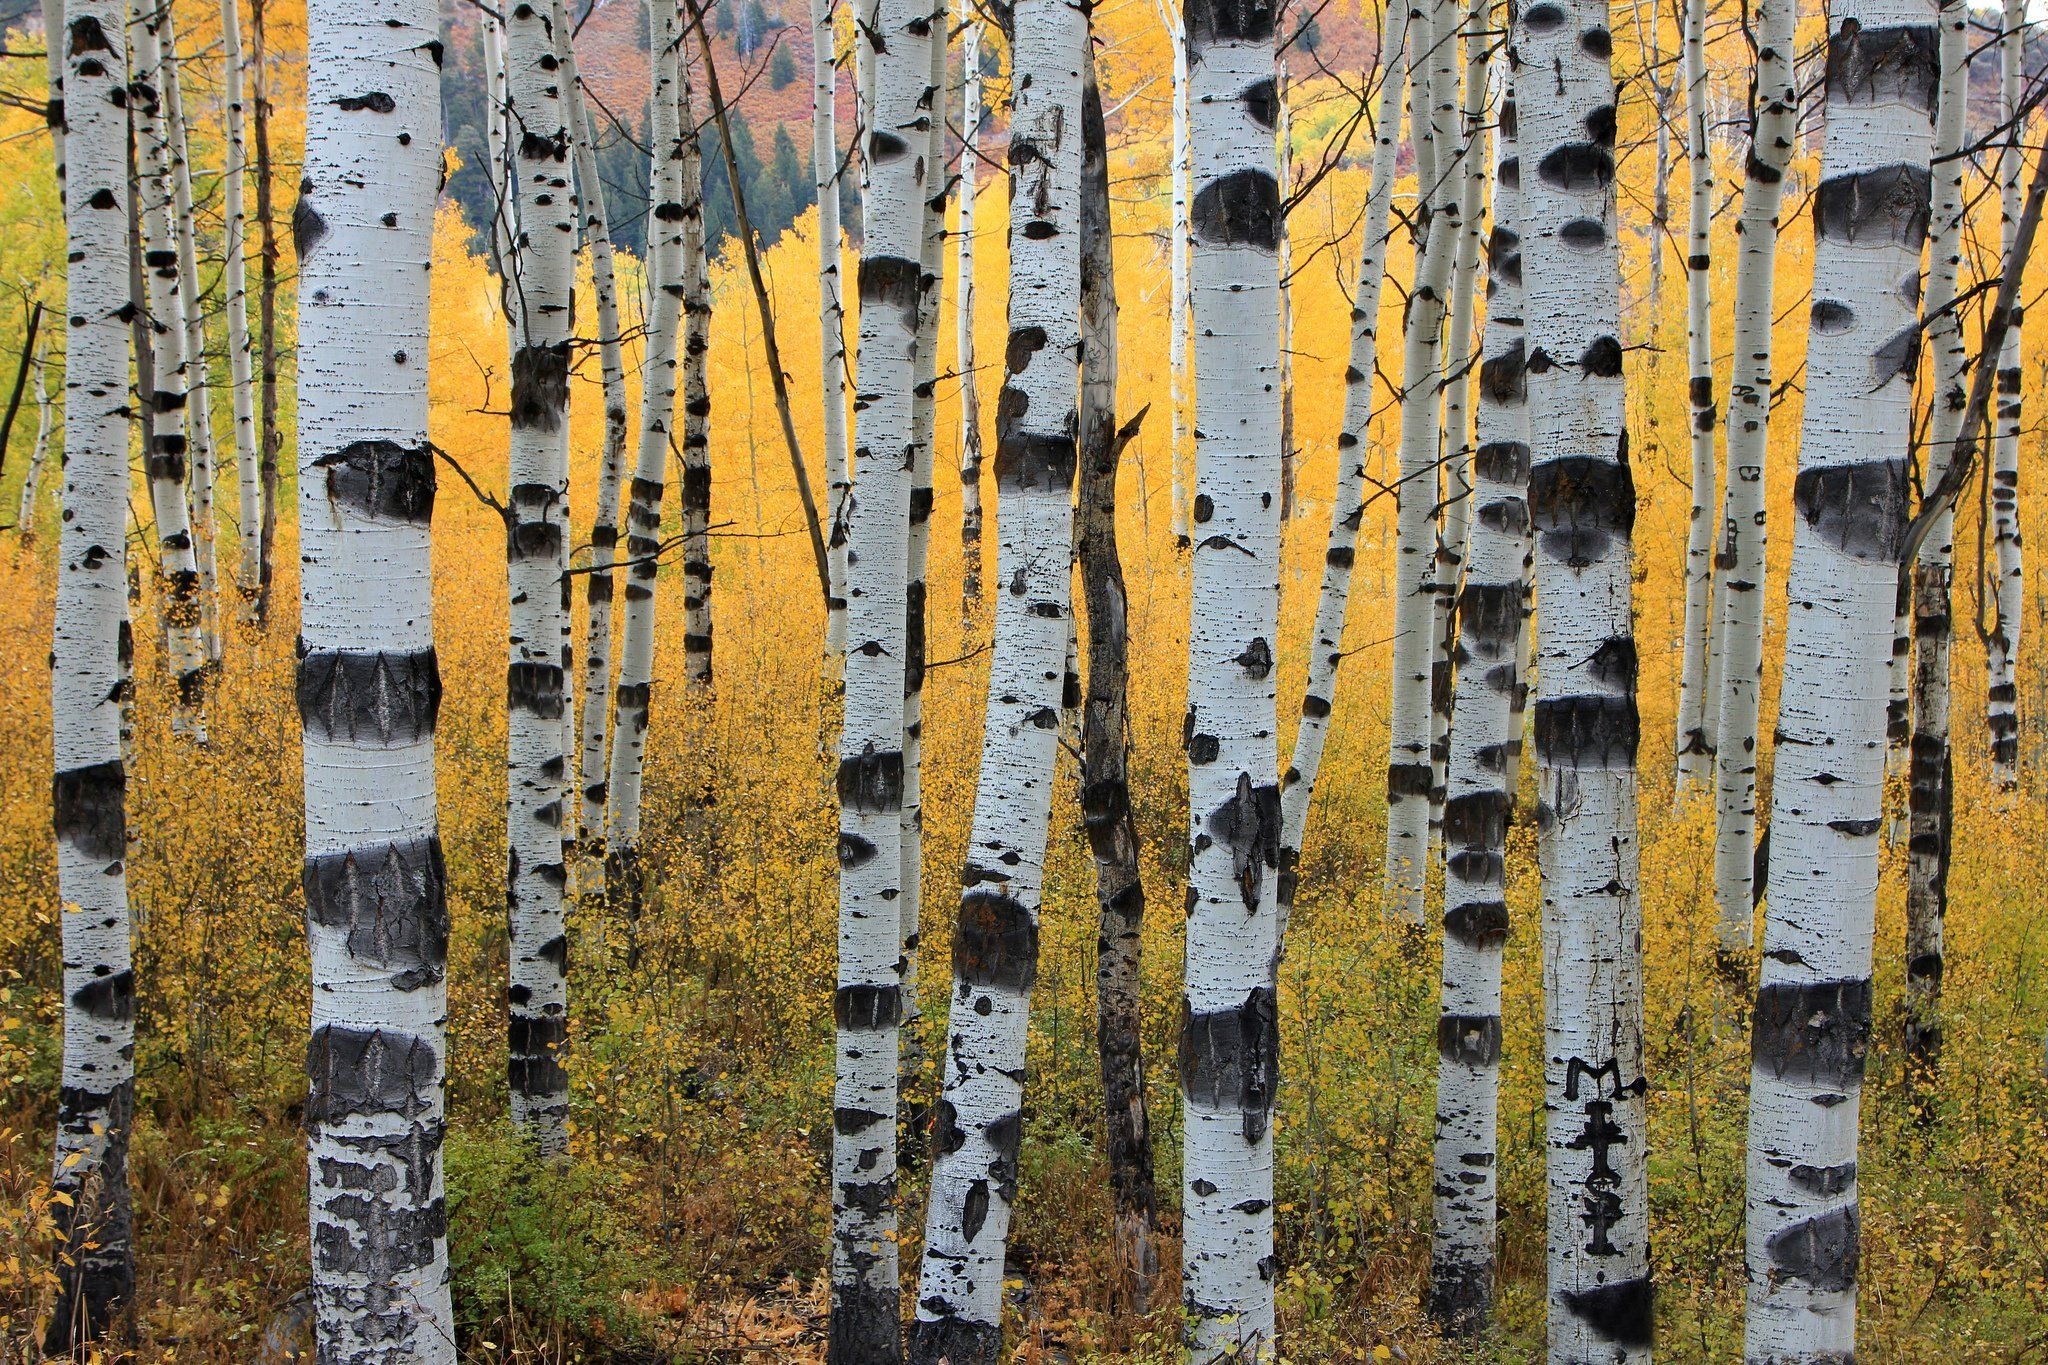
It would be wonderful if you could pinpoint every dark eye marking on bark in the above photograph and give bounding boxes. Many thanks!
[1811,298,1855,334]
[1497,154,1520,190]
[53,760,125,863]
[1193,493,1215,523]
[1191,169,1282,251]
[68,15,111,54]
[857,254,921,330]
[1242,78,1279,130]
[1560,216,1607,250]
[869,129,909,161]
[511,341,572,432]
[306,1025,438,1124]
[1870,324,1920,388]
[1579,26,1612,58]
[333,91,396,114]
[1825,20,1938,110]
[908,1315,1001,1364]
[520,128,568,164]
[1529,455,1635,568]
[833,983,903,1030]
[1436,1013,1502,1065]
[306,837,450,984]
[1791,458,1911,563]
[1558,1276,1654,1349]
[311,438,435,522]
[297,648,441,744]
[1456,582,1522,655]
[1443,899,1511,949]
[1790,1161,1857,1196]
[1004,325,1049,374]
[1480,343,1528,408]
[993,431,1078,492]
[1179,987,1279,1142]
[837,745,905,814]
[1580,335,1623,378]
[1587,636,1637,689]
[1536,143,1614,193]
[1521,2,1566,32]
[1208,774,1281,912]
[1814,165,1933,248]
[1533,695,1640,769]
[1184,0,1279,52]
[1766,1204,1861,1291]
[506,659,565,720]
[1752,977,1872,1086]
[954,887,1039,992]
[1387,762,1433,800]
[1234,637,1273,679]
[291,197,328,258]
[1476,497,1531,540]
[70,968,134,1022]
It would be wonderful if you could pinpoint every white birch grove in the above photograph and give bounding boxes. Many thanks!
[1179,0,1284,1353]
[502,0,574,1153]
[1745,4,1935,1353]
[1707,0,1795,946]
[219,0,262,618]
[1513,0,1652,1352]
[161,13,220,663]
[1156,0,1193,545]
[294,0,455,1353]
[46,1,135,1346]
[1985,0,2025,787]
[1277,0,1408,931]
[956,17,984,616]
[1671,0,1716,795]
[131,3,207,734]
[815,0,853,658]
[679,58,713,691]
[909,4,1082,1354]
[829,0,932,1353]
[1430,60,1517,1337]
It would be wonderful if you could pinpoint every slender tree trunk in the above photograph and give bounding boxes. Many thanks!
[296,0,454,1354]
[1671,0,1716,795]
[1179,0,1284,1355]
[481,5,517,304]
[1430,47,1513,1338]
[45,3,135,1348]
[680,60,713,691]
[1707,0,1796,948]
[956,18,984,617]
[502,0,576,1155]
[816,0,853,659]
[250,0,280,627]
[604,0,689,919]
[17,335,52,532]
[40,0,63,190]
[1744,5,1935,1355]
[1156,0,1192,546]
[161,10,220,664]
[218,0,260,621]
[1278,0,1408,932]
[1386,0,1460,925]
[1515,0,1653,1354]
[829,0,933,1355]
[1276,58,1296,524]
[131,1,206,736]
[1986,0,2026,788]
[557,0,633,871]
[908,1,1081,1355]
[1904,0,1968,1068]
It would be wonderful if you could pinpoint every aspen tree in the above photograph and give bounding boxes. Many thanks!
[219,0,261,619]
[1279,0,1408,924]
[161,12,220,663]
[680,57,713,691]
[1745,4,1935,1354]
[1904,0,1968,1067]
[1986,0,2026,786]
[1707,0,1796,945]
[41,0,62,185]
[957,17,985,616]
[16,337,51,531]
[1431,50,1517,1338]
[1180,0,1284,1352]
[1671,0,1716,795]
[908,0,1081,1353]
[295,0,454,1353]
[1514,0,1653,1351]
[249,0,281,624]
[1155,0,1193,545]
[46,2,135,1347]
[829,0,933,1353]
[815,0,853,658]
[1276,58,1295,524]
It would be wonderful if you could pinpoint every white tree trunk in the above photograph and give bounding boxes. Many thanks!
[680,58,713,691]
[1156,0,1193,546]
[909,6,1083,1354]
[1276,59,1295,523]
[161,12,220,664]
[1707,0,1796,947]
[481,7,519,301]
[1431,51,1515,1336]
[1515,0,1652,1354]
[46,3,135,1346]
[1180,0,1283,1355]
[1278,0,1409,932]
[295,0,454,1354]
[956,18,985,616]
[1745,4,1934,1355]
[829,0,933,1354]
[816,0,853,658]
[1985,0,2025,787]
[1671,0,1716,795]
[17,336,52,529]
[41,0,62,188]
[219,0,261,621]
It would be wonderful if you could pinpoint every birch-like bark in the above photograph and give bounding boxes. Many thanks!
[1386,0,1461,924]
[604,0,687,913]
[41,0,63,188]
[1278,0,1408,929]
[1430,57,1515,1338]
[17,337,52,531]
[1514,0,1652,1353]
[46,3,135,1347]
[1904,0,1968,1067]
[295,0,454,1354]
[1707,0,1796,946]
[1745,6,1934,1354]
[907,2,1081,1355]
[1985,0,2025,787]
[502,0,575,1154]
[956,18,984,616]
[1276,59,1295,524]
[1180,0,1283,1354]
[249,0,280,625]
[1157,0,1193,546]
[481,6,518,305]
[816,0,853,658]
[556,0,631,862]
[1671,0,1716,794]
[131,2,206,733]
[680,61,713,691]
[829,0,932,1354]
[161,11,220,663]
[219,0,260,619]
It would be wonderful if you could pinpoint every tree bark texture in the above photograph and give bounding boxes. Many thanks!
[956,17,985,618]
[816,0,853,659]
[1985,0,2026,786]
[219,0,262,620]
[1671,0,1716,796]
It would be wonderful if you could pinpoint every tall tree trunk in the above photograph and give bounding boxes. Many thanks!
[1156,0,1192,546]
[1707,0,1796,949]
[1744,4,1935,1355]
[1515,0,1652,1354]
[295,0,454,1355]
[503,0,576,1155]
[956,18,984,618]
[219,0,261,621]
[16,335,51,532]
[161,10,220,664]
[481,5,517,303]
[816,0,853,659]
[604,0,689,920]
[680,59,713,691]
[1430,46,1513,1338]
[557,0,633,873]
[1671,0,1716,796]
[1986,0,2026,788]
[1179,0,1283,1355]
[40,0,62,189]
[828,0,933,1354]
[1386,0,1460,925]
[1904,0,1968,1068]
[131,1,206,736]
[1278,0,1408,931]
[1075,45,1157,1311]
[250,0,280,627]
[46,3,135,1348]
[1276,58,1295,524]
[908,0,1081,1355]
